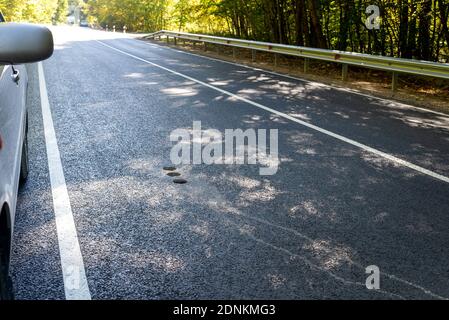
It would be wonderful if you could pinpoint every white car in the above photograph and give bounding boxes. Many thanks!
[0,16,53,299]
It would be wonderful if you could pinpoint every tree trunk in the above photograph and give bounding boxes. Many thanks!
[306,0,327,48]
[294,0,305,46]
[407,2,417,58]
[398,0,409,58]
[440,0,449,47]
[418,0,432,60]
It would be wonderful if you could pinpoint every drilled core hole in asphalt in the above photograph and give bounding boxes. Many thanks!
[167,172,181,177]
[163,166,176,171]
[173,178,188,184]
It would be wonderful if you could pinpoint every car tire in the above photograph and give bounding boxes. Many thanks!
[19,129,29,185]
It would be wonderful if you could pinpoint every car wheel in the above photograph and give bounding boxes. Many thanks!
[19,130,29,185]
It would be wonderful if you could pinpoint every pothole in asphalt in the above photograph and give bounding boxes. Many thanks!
[167,172,181,177]
[163,166,177,171]
[173,178,188,184]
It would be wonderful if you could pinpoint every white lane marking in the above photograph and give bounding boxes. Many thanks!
[96,40,449,184]
[38,62,91,300]
[137,38,449,118]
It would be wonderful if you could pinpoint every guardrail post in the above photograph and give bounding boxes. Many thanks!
[216,44,220,55]
[342,64,349,81]
[392,72,399,92]
[166,36,170,44]
[204,42,207,51]
[304,58,310,73]
[174,37,177,45]
[252,50,256,62]
[274,53,279,68]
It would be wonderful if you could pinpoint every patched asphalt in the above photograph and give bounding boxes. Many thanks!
[9,26,449,300]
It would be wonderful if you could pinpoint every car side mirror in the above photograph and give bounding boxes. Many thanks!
[0,23,54,64]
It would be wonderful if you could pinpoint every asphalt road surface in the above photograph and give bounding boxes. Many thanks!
[9,26,449,300]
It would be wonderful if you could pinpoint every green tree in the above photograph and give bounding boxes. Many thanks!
[54,0,68,23]
[1,0,447,62]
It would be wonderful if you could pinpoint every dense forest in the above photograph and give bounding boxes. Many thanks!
[1,0,448,62]
[86,0,449,62]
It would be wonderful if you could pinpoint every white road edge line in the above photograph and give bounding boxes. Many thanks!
[96,40,449,184]
[137,38,449,118]
[38,62,91,300]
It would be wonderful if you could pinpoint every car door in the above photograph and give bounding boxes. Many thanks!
[0,63,27,229]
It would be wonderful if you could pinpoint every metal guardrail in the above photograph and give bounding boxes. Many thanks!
[145,30,449,91]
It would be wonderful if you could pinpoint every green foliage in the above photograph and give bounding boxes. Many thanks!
[0,0,59,23]
[54,0,68,23]
[0,0,447,61]
[84,0,448,61]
